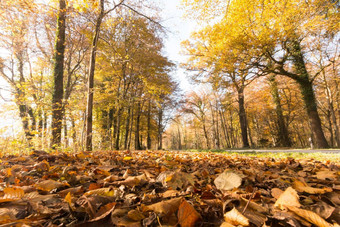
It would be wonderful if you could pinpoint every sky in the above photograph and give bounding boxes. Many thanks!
[157,0,200,92]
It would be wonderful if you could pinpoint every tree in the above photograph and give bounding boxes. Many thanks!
[51,0,66,149]
[182,0,339,148]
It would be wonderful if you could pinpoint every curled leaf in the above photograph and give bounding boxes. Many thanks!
[223,207,249,226]
[287,206,333,227]
[293,180,332,194]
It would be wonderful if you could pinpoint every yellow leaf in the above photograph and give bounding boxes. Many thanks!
[35,180,68,192]
[64,192,72,205]
[287,206,333,227]
[83,187,116,197]
[274,187,301,210]
[3,187,24,199]
[293,180,332,194]
[123,156,133,161]
[142,197,183,216]
[223,207,249,226]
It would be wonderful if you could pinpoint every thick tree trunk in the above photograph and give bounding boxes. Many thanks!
[296,78,329,148]
[51,0,66,149]
[289,40,329,148]
[85,0,105,151]
[237,88,250,148]
[323,72,339,147]
[268,75,292,147]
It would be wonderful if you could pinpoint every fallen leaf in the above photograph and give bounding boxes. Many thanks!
[274,187,301,210]
[315,170,337,180]
[83,187,117,197]
[224,207,249,226]
[214,170,243,191]
[288,206,333,227]
[293,180,332,194]
[120,174,147,187]
[127,209,145,221]
[34,180,68,191]
[178,199,201,227]
[220,222,235,227]
[3,187,24,199]
[156,171,195,189]
[271,188,283,199]
[142,197,183,216]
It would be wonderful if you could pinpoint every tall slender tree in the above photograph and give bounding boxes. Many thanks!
[51,0,66,149]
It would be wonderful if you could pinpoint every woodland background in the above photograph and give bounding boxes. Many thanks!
[0,0,339,152]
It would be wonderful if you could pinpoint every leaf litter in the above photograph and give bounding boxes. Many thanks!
[0,150,338,226]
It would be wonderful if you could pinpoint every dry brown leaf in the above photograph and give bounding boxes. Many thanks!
[58,186,83,197]
[271,188,283,199]
[315,170,337,180]
[274,187,301,210]
[241,197,268,213]
[34,180,67,192]
[178,199,201,227]
[120,174,147,187]
[293,180,333,194]
[214,171,243,191]
[142,197,183,216]
[0,208,16,222]
[156,171,195,189]
[83,187,116,197]
[224,207,249,226]
[287,206,333,227]
[127,209,145,221]
[162,189,180,198]
[103,175,119,183]
[3,187,24,199]
[220,222,236,227]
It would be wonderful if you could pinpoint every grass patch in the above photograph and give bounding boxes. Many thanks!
[186,149,340,162]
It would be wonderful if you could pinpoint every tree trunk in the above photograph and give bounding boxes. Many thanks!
[289,40,329,148]
[268,75,292,147]
[157,108,163,150]
[85,0,105,151]
[135,102,142,150]
[177,125,182,150]
[51,0,66,149]
[323,72,339,147]
[202,118,210,149]
[124,106,131,150]
[237,88,250,148]
[115,108,122,150]
[70,114,77,151]
[219,110,230,148]
[296,78,329,148]
[63,117,68,148]
[147,100,152,149]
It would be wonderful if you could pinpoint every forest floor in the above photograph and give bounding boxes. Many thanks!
[0,149,339,226]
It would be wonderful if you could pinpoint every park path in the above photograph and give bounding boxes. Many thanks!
[225,149,340,153]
